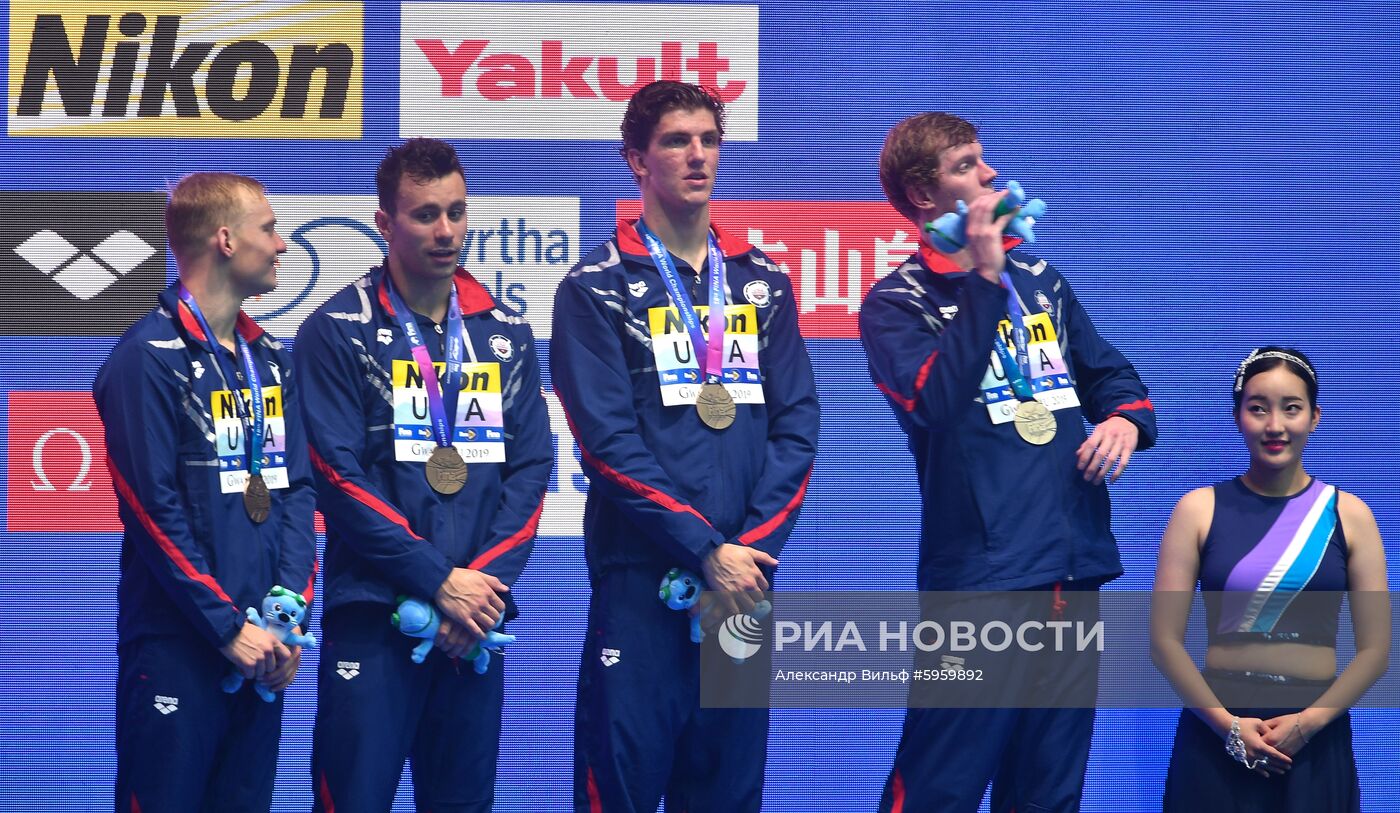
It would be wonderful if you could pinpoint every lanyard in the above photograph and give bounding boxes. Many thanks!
[637,220,727,383]
[177,285,265,474]
[993,272,1035,401]
[384,275,463,450]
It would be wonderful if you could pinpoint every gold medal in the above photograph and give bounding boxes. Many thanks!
[243,474,271,524]
[426,446,468,495]
[1013,400,1056,445]
[696,381,736,430]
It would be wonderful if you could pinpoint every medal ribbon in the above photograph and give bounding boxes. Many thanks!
[177,285,264,475]
[993,272,1036,401]
[384,275,464,450]
[637,219,726,383]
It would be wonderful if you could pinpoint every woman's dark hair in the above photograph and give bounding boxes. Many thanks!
[1232,346,1318,412]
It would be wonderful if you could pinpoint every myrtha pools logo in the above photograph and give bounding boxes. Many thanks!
[247,194,578,340]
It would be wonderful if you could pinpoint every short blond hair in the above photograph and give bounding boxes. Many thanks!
[166,172,265,261]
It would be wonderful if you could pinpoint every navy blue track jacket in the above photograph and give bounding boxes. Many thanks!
[295,267,552,614]
[94,283,318,648]
[551,219,819,579]
[860,241,1158,591]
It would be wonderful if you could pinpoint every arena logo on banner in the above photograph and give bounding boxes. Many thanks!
[1,191,167,336]
[8,2,363,138]
[400,2,759,141]
[250,195,579,340]
[617,201,917,338]
[6,392,120,533]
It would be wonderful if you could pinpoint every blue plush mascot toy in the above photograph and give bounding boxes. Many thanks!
[390,596,515,674]
[659,567,771,663]
[659,566,706,643]
[924,180,1047,254]
[220,585,317,703]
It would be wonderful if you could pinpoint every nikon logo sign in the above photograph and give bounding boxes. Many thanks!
[8,3,363,138]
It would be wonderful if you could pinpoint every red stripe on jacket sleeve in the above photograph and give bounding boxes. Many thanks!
[308,446,425,540]
[586,766,604,813]
[875,381,915,412]
[890,768,906,813]
[738,466,812,546]
[468,496,545,571]
[1111,398,1154,412]
[318,771,336,813]
[876,349,939,413]
[559,403,714,528]
[107,457,235,606]
[301,556,318,604]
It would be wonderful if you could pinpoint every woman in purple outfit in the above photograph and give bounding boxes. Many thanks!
[1152,346,1389,812]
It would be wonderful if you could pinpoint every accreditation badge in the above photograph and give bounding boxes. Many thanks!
[392,360,507,465]
[211,385,289,494]
[649,303,764,407]
[980,311,1080,425]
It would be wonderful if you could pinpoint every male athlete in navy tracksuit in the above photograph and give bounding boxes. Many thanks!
[95,173,317,812]
[298,139,552,812]
[554,81,819,813]
[860,114,1158,812]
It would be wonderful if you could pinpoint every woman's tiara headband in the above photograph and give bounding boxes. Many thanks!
[1233,349,1317,394]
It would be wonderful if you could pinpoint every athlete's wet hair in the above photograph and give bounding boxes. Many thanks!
[166,172,265,263]
[377,138,466,215]
[619,81,726,163]
[880,112,980,222]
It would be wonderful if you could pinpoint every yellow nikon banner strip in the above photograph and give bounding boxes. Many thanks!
[9,2,363,138]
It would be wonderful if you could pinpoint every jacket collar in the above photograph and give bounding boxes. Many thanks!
[615,217,753,265]
[375,266,497,319]
[162,282,266,349]
[918,235,1023,276]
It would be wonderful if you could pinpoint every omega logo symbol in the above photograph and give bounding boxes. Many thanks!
[31,428,94,492]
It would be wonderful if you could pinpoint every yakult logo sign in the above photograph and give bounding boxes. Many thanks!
[247,195,579,340]
[401,3,759,140]
[618,201,916,338]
